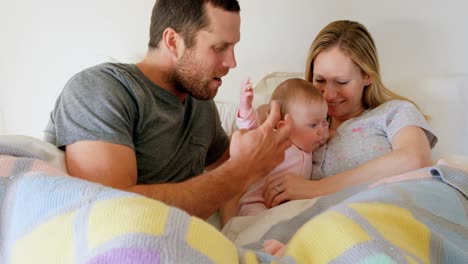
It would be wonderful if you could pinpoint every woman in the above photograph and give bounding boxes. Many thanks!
[264,20,437,207]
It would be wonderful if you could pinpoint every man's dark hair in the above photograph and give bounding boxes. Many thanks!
[148,0,240,49]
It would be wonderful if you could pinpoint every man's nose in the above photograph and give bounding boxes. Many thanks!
[223,49,237,69]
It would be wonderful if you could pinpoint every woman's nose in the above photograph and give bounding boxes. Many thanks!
[323,85,337,100]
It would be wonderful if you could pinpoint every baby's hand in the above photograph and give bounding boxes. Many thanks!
[239,78,254,118]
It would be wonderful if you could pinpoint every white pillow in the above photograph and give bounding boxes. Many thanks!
[253,72,304,107]
[214,100,239,136]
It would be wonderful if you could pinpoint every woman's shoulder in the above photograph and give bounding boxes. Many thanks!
[348,99,426,130]
[374,99,416,111]
[365,99,419,117]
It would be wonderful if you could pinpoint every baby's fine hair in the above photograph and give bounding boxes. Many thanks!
[271,78,324,118]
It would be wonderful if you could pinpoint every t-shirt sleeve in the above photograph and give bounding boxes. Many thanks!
[205,102,230,166]
[47,67,137,149]
[384,100,438,148]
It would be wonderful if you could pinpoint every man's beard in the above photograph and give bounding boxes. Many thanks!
[169,51,218,100]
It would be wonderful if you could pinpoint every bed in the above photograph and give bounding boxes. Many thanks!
[1,73,467,263]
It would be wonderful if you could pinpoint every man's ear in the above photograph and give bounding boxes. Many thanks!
[162,27,184,61]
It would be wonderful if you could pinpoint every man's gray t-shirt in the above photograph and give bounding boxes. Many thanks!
[45,63,230,184]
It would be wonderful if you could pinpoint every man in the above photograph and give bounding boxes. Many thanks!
[45,0,291,219]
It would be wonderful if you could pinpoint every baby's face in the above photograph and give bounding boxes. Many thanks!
[289,100,329,153]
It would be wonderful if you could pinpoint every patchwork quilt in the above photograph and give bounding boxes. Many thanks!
[0,142,467,263]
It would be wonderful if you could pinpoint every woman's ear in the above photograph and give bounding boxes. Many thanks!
[364,74,372,86]
[162,27,184,61]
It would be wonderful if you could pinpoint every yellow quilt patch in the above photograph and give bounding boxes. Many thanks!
[243,250,260,264]
[88,197,170,248]
[350,203,430,264]
[12,212,76,264]
[286,210,371,263]
[186,217,238,264]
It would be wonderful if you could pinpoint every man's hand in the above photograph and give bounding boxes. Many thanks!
[230,100,292,189]
[238,78,254,118]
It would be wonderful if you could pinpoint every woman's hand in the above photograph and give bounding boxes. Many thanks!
[263,172,322,208]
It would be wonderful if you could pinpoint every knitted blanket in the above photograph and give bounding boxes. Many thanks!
[1,141,467,263]
[229,166,468,263]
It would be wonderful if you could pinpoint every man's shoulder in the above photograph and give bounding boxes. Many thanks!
[74,62,136,80]
[64,63,144,95]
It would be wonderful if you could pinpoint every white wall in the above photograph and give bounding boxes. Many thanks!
[1,0,468,138]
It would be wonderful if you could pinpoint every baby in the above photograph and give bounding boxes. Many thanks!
[221,78,329,225]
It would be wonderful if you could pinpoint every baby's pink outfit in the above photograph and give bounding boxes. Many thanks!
[236,109,313,216]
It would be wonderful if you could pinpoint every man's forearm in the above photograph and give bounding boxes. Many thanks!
[127,102,291,218]
[126,159,251,219]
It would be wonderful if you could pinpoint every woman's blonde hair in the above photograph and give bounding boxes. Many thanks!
[305,20,428,120]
